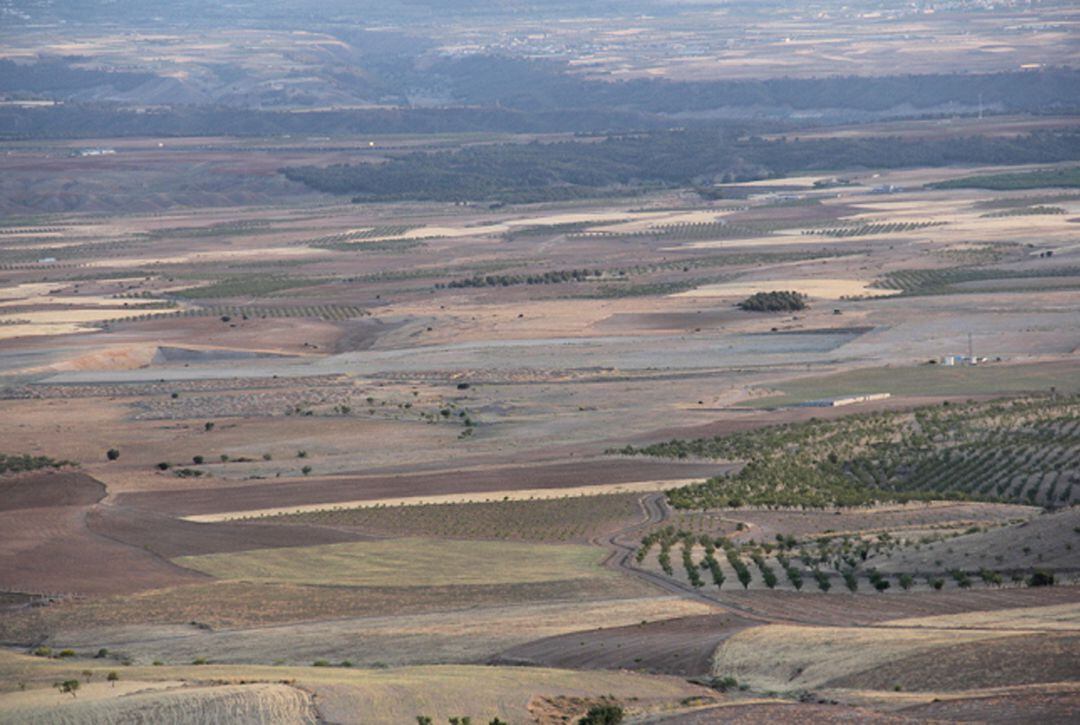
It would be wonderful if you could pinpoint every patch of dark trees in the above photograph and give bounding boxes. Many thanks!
[0,103,668,140]
[280,129,1080,203]
[436,269,602,289]
[0,58,156,94]
[737,291,808,312]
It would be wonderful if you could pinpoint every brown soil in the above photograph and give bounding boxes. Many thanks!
[659,701,909,723]
[0,504,205,597]
[493,613,755,677]
[0,471,105,511]
[713,588,1080,626]
[0,578,656,643]
[114,460,722,516]
[898,687,1080,723]
[85,504,372,558]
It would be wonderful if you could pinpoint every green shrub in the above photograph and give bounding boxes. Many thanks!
[1028,569,1056,587]
[578,704,624,725]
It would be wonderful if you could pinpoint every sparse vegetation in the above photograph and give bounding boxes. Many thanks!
[0,453,72,474]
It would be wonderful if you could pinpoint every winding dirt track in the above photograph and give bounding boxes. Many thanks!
[597,493,780,622]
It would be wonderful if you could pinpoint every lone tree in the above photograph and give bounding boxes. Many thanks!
[56,680,80,698]
[106,448,120,461]
[1029,569,1056,587]
[107,671,119,687]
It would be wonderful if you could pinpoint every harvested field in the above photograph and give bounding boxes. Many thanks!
[28,597,716,668]
[0,577,656,643]
[0,682,317,725]
[305,665,713,725]
[711,623,1025,690]
[115,460,722,516]
[174,538,612,588]
[0,650,715,725]
[882,602,1080,631]
[494,613,754,677]
[825,632,1080,691]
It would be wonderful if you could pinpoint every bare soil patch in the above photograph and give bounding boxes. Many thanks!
[0,471,104,512]
[898,686,1080,723]
[86,504,372,558]
[0,503,206,596]
[713,587,1080,626]
[660,701,908,723]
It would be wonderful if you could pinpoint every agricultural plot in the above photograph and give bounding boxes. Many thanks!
[173,538,613,588]
[632,503,1075,600]
[711,623,1031,691]
[805,221,946,237]
[295,226,422,247]
[619,395,1080,508]
[640,528,982,589]
[0,577,656,642]
[930,166,1080,190]
[872,506,1080,575]
[169,275,328,299]
[873,265,1080,295]
[104,304,369,324]
[652,502,1032,542]
[980,205,1066,217]
[569,221,769,242]
[746,361,1080,407]
[0,652,714,725]
[269,493,643,542]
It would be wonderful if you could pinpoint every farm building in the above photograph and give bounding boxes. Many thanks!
[942,354,987,366]
[795,393,892,408]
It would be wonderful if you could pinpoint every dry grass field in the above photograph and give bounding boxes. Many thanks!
[0,650,716,724]
[173,538,612,588]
